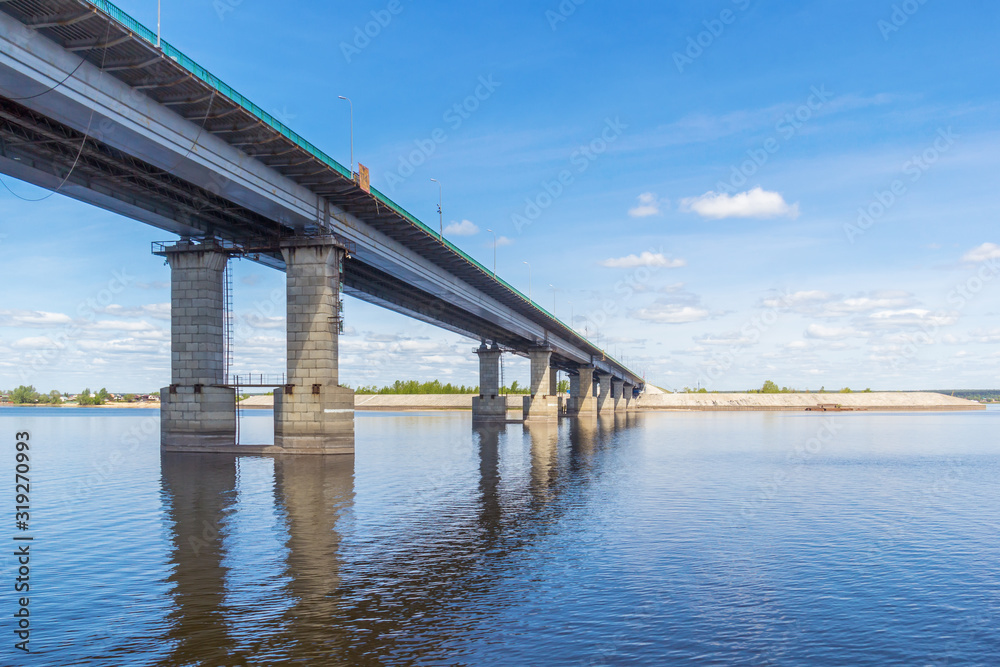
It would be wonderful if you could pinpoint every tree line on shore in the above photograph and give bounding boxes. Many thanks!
[351,379,573,395]
[676,381,872,394]
[1,385,159,405]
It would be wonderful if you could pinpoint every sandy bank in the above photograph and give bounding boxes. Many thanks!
[235,392,983,412]
[636,392,983,411]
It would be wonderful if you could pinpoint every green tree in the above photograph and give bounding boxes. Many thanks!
[10,385,39,404]
[760,380,780,394]
[840,387,852,393]
[78,388,94,406]
[48,390,62,405]
[557,379,569,393]
[96,388,110,404]
[123,393,137,402]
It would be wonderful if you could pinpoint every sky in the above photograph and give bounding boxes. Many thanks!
[2,0,1000,393]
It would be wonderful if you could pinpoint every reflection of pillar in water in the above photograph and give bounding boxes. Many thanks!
[525,421,560,501]
[272,455,355,658]
[475,425,503,538]
[569,416,597,461]
[613,411,628,432]
[160,453,241,665]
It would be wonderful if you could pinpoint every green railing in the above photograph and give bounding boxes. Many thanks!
[82,0,636,378]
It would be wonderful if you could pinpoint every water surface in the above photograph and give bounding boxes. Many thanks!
[2,407,998,665]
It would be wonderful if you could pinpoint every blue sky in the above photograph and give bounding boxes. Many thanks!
[2,0,1000,392]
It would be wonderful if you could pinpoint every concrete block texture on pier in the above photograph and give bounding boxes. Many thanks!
[473,342,507,423]
[524,347,559,421]
[596,373,614,416]
[274,239,354,454]
[569,365,597,417]
[161,244,236,448]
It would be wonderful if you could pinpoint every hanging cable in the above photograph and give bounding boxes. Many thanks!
[0,16,115,202]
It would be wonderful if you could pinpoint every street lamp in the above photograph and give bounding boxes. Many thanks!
[523,261,532,303]
[549,284,558,314]
[337,96,354,176]
[430,178,442,240]
[486,228,497,278]
[157,0,161,47]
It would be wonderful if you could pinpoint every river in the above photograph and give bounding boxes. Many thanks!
[2,407,998,665]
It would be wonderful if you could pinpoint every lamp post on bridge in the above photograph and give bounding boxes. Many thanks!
[337,96,354,177]
[430,178,442,241]
[549,284,558,315]
[486,228,497,279]
[523,261,532,304]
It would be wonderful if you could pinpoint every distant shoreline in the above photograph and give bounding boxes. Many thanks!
[2,392,984,412]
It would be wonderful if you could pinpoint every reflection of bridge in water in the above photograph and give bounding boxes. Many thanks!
[159,415,640,664]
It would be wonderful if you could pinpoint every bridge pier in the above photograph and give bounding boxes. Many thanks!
[160,242,236,449]
[596,373,614,416]
[568,365,597,417]
[623,382,635,412]
[523,347,559,422]
[273,238,354,454]
[472,342,507,423]
[611,378,625,413]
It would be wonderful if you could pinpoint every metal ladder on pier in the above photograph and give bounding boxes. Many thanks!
[223,259,240,444]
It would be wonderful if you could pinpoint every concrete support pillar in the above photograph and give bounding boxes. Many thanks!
[623,383,635,412]
[273,238,354,454]
[160,243,235,448]
[524,347,558,421]
[611,378,624,412]
[473,342,506,422]
[569,365,596,417]
[596,373,613,415]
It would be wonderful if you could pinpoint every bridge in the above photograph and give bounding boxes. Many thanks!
[0,0,644,454]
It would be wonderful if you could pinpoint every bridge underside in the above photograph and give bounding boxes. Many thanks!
[0,96,592,370]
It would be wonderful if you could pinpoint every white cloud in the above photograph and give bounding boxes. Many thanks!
[0,310,72,327]
[628,192,663,218]
[495,235,514,247]
[693,332,753,346]
[11,336,61,350]
[634,304,710,324]
[867,309,958,328]
[444,219,479,236]
[961,242,1000,263]
[601,252,686,269]
[96,303,171,320]
[805,324,865,340]
[761,290,834,309]
[681,187,800,220]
